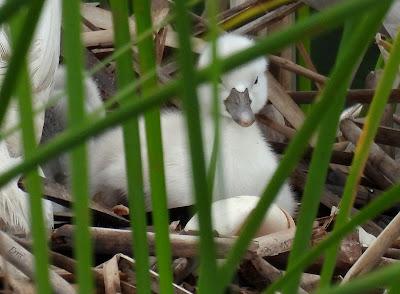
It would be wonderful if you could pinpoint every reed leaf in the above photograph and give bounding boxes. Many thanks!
[132,0,174,292]
[0,0,382,207]
[0,0,29,24]
[283,6,390,292]
[222,0,295,30]
[217,2,393,291]
[109,1,151,293]
[16,62,50,294]
[62,0,93,292]
[265,183,400,293]
[174,0,218,292]
[320,6,400,286]
[12,10,50,290]
[320,262,400,294]
[206,0,223,197]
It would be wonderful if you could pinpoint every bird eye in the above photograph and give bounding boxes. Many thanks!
[254,76,258,85]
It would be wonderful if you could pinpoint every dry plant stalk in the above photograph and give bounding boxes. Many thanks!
[0,231,75,294]
[267,72,306,130]
[288,89,400,104]
[343,211,400,282]
[340,119,400,183]
[269,54,327,85]
[102,255,121,294]
[52,225,257,259]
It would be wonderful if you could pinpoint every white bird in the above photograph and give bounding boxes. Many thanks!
[0,0,61,157]
[0,141,53,235]
[0,0,61,233]
[42,65,105,185]
[84,34,296,215]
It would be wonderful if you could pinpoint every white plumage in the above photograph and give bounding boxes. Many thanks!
[84,34,296,215]
[0,141,53,235]
[1,0,61,157]
[0,0,61,233]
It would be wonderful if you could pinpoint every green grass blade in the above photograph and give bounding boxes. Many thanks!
[217,2,393,290]
[0,0,29,24]
[174,0,218,292]
[0,0,45,130]
[0,0,205,144]
[265,183,400,293]
[283,9,387,292]
[206,0,222,197]
[319,8,400,287]
[17,62,51,294]
[109,1,151,293]
[132,1,174,292]
[0,0,384,196]
[320,262,400,294]
[12,13,50,291]
[62,0,93,293]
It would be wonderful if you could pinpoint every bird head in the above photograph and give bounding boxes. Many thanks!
[197,34,268,127]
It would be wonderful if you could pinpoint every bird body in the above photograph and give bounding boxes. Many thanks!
[0,0,61,156]
[87,34,296,215]
[0,0,60,234]
[89,110,296,215]
[0,141,53,235]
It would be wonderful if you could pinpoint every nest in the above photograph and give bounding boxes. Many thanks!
[1,0,400,293]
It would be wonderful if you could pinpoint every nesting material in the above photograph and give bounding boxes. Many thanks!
[184,196,295,237]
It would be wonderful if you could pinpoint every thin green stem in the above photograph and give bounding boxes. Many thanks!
[319,262,400,294]
[62,0,93,293]
[132,0,174,292]
[174,0,218,292]
[265,183,400,293]
[14,50,51,294]
[0,0,383,197]
[217,2,393,291]
[206,0,223,198]
[283,10,383,293]
[17,62,51,294]
[320,4,400,287]
[109,1,151,293]
[0,0,29,24]
[11,9,50,294]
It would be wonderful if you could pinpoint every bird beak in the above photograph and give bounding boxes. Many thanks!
[224,88,255,127]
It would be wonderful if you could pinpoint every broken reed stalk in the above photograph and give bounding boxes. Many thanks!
[14,236,105,289]
[0,231,75,294]
[52,225,256,259]
[288,89,400,104]
[52,225,337,261]
[343,211,400,282]
[340,119,400,184]
[256,114,297,139]
[295,42,323,89]
[352,121,400,148]
[267,72,306,130]
[270,50,327,87]
[250,256,309,293]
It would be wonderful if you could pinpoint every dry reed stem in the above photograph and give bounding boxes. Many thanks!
[343,211,400,282]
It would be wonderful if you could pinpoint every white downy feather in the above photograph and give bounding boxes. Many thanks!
[88,34,297,215]
[0,141,53,235]
[0,0,61,233]
[0,0,61,156]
